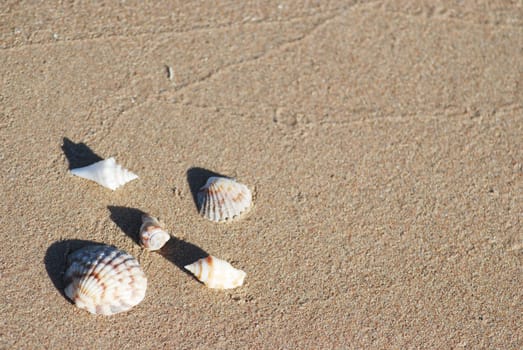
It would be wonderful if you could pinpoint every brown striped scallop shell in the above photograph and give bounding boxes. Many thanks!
[197,177,252,222]
[63,245,147,315]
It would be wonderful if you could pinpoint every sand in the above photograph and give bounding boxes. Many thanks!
[1,1,522,349]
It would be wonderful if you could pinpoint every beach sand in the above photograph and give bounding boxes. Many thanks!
[1,1,522,348]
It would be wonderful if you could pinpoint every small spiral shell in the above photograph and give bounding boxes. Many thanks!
[63,245,147,315]
[185,255,246,289]
[70,157,138,190]
[139,214,170,251]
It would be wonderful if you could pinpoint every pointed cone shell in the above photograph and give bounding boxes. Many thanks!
[63,245,147,315]
[184,256,246,289]
[139,214,170,251]
[70,157,138,191]
[197,177,252,222]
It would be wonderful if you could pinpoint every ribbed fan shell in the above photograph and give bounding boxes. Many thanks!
[197,177,252,222]
[63,245,147,315]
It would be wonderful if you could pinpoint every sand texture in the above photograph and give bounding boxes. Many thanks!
[1,1,522,349]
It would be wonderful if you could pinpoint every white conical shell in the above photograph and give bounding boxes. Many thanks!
[70,157,138,190]
[197,177,252,222]
[184,256,246,289]
[63,245,147,315]
[139,214,170,251]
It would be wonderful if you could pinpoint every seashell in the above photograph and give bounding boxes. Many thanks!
[139,214,170,251]
[70,157,138,190]
[63,244,147,315]
[185,256,246,289]
[197,177,252,222]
